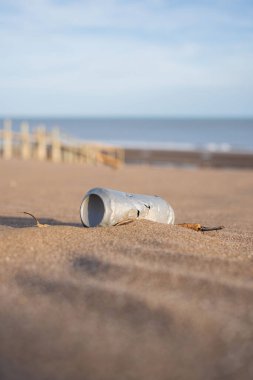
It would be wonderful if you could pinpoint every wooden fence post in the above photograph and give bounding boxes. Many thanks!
[63,148,73,163]
[85,145,92,164]
[118,148,125,165]
[51,127,61,163]
[0,123,124,168]
[3,120,12,159]
[89,145,97,165]
[62,148,68,163]
[35,126,47,161]
[20,122,31,160]
[81,145,88,163]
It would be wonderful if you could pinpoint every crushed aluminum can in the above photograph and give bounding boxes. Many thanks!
[80,187,175,227]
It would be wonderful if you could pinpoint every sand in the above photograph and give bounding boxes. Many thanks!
[0,159,253,380]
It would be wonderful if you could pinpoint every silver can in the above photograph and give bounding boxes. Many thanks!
[80,187,175,227]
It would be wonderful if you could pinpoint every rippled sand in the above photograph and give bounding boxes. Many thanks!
[0,159,253,380]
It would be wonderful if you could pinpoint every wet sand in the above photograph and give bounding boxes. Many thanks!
[0,159,253,380]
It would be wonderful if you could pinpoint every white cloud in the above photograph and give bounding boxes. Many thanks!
[0,0,252,115]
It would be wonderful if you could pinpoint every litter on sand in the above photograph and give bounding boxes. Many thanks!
[23,187,225,232]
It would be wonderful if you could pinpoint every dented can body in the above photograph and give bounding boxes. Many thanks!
[80,187,175,227]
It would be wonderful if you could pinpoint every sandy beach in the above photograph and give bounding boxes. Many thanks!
[0,159,253,380]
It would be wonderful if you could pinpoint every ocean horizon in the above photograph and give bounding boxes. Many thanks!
[1,117,253,153]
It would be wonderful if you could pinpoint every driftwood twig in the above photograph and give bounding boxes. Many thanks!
[176,223,225,232]
[23,212,49,228]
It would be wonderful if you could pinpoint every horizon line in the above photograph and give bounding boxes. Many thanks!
[1,115,253,120]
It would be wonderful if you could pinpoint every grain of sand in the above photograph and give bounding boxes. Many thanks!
[0,159,253,380]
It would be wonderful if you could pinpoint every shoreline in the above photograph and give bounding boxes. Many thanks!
[124,147,253,169]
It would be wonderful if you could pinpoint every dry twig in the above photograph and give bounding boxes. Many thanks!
[23,212,49,228]
[176,223,225,232]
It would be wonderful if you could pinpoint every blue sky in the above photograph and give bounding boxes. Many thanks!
[0,0,253,117]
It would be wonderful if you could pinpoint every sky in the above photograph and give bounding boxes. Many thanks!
[0,0,253,117]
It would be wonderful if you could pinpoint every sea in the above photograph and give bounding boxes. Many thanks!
[1,118,253,153]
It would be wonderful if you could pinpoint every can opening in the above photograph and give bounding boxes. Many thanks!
[80,194,105,227]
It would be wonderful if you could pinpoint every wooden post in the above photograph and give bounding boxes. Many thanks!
[51,127,61,163]
[63,148,70,163]
[74,147,80,164]
[67,149,73,163]
[3,120,12,159]
[64,148,73,163]
[20,122,31,160]
[61,147,66,163]
[35,125,47,161]
[71,148,76,163]
[78,148,84,164]
[118,147,125,165]
[76,148,81,164]
[81,145,88,163]
[85,145,92,164]
[90,145,97,165]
